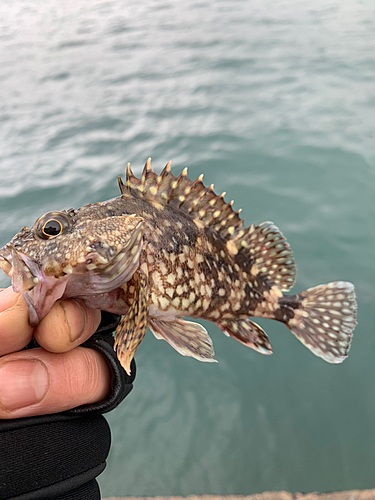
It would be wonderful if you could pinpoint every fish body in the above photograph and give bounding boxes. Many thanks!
[0,160,357,373]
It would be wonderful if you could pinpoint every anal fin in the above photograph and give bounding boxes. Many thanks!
[114,270,149,375]
[148,318,217,363]
[217,319,273,355]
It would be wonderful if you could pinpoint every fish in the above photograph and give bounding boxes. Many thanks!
[0,159,357,374]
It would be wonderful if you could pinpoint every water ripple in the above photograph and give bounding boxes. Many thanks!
[0,0,374,496]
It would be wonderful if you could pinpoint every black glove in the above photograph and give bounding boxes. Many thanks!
[69,312,136,415]
[0,312,134,500]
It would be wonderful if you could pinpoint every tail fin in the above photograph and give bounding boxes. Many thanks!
[286,281,357,363]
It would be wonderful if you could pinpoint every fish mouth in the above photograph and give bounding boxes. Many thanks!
[0,245,39,291]
[0,247,13,279]
[0,245,68,326]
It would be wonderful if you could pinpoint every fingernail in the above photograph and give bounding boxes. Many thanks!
[0,288,19,314]
[61,300,87,343]
[0,360,49,411]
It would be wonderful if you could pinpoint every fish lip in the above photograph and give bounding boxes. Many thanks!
[0,244,37,269]
[4,246,41,289]
[0,245,67,326]
[0,244,12,258]
[0,246,39,325]
[23,274,69,326]
[16,251,42,279]
[0,245,13,277]
[22,289,42,327]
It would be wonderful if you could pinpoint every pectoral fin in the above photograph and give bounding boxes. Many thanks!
[217,319,272,355]
[114,270,149,374]
[148,318,217,363]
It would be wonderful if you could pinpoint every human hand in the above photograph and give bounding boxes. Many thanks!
[0,286,111,419]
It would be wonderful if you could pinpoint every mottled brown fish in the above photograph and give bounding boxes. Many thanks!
[0,159,357,374]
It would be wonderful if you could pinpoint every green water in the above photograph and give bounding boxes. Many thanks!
[1,0,375,496]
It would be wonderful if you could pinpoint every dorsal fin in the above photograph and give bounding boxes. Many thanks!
[118,160,243,231]
[237,222,296,291]
[117,162,296,290]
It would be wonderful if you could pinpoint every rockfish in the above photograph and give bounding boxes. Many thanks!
[0,160,357,374]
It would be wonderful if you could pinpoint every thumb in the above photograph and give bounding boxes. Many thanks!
[0,346,111,419]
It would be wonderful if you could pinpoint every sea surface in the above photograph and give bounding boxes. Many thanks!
[1,0,375,496]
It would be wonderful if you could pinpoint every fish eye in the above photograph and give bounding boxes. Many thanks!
[35,212,70,240]
[42,219,63,237]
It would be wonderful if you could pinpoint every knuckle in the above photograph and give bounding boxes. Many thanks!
[63,349,102,403]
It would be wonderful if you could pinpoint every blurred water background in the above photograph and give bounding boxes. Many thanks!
[1,0,375,496]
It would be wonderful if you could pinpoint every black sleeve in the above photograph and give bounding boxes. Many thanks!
[0,312,134,500]
[68,312,136,415]
[0,413,110,500]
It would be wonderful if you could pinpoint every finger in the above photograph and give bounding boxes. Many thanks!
[0,346,111,419]
[34,300,101,353]
[0,287,33,355]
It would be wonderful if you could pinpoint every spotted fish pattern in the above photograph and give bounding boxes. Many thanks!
[0,159,357,374]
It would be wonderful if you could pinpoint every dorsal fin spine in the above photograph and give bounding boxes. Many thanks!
[187,190,206,212]
[212,199,227,219]
[155,161,174,197]
[212,194,227,218]
[196,192,228,225]
[118,176,125,195]
[141,158,152,188]
[219,207,235,226]
[167,167,188,203]
[126,163,133,190]
[225,210,242,230]
[195,184,215,213]
[161,161,172,178]
[184,175,204,210]
[188,185,211,213]
[178,179,193,208]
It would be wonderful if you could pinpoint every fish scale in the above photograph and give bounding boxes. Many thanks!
[143,218,249,321]
[0,158,357,374]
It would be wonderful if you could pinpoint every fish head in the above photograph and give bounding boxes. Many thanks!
[0,209,144,326]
